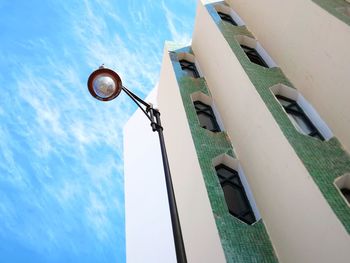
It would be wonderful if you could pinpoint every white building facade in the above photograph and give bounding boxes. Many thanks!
[124,1,350,262]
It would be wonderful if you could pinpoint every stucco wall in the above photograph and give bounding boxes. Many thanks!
[191,1,350,262]
[124,89,177,263]
[226,0,350,152]
[157,46,226,263]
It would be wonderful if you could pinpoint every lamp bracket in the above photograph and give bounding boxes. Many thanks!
[121,86,163,132]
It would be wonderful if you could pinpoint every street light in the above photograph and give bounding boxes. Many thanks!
[87,65,187,263]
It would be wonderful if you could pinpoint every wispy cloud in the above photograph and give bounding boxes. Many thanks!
[62,0,162,97]
[0,2,127,258]
[162,1,192,45]
[0,0,196,261]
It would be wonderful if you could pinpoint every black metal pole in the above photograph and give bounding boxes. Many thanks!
[119,86,187,262]
[150,108,187,263]
[87,75,187,261]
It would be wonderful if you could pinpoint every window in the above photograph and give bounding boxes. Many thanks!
[341,188,350,203]
[217,11,237,26]
[194,101,221,132]
[270,84,332,140]
[335,174,350,206]
[179,59,200,78]
[215,164,256,224]
[236,35,277,68]
[276,95,324,140]
[241,45,268,68]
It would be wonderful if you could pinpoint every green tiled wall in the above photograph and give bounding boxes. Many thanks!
[206,4,350,234]
[312,0,350,26]
[168,44,279,263]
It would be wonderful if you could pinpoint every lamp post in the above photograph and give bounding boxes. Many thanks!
[87,66,187,263]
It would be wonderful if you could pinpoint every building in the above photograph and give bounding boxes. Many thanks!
[124,0,350,262]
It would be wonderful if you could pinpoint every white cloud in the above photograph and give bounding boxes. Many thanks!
[162,1,192,45]
[0,127,28,189]
[0,0,196,259]
[85,191,114,241]
[1,21,126,256]
[60,0,161,98]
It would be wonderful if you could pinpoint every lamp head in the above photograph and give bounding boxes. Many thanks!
[87,66,122,101]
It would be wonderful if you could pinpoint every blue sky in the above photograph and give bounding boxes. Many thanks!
[0,0,196,262]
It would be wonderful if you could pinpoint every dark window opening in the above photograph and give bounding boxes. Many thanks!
[276,95,324,140]
[194,101,221,132]
[179,59,200,78]
[215,164,256,225]
[240,45,268,68]
[341,188,350,204]
[217,11,237,26]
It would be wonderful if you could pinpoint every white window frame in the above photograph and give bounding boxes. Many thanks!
[270,84,333,140]
[212,154,261,223]
[177,52,203,78]
[334,174,350,207]
[235,35,277,68]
